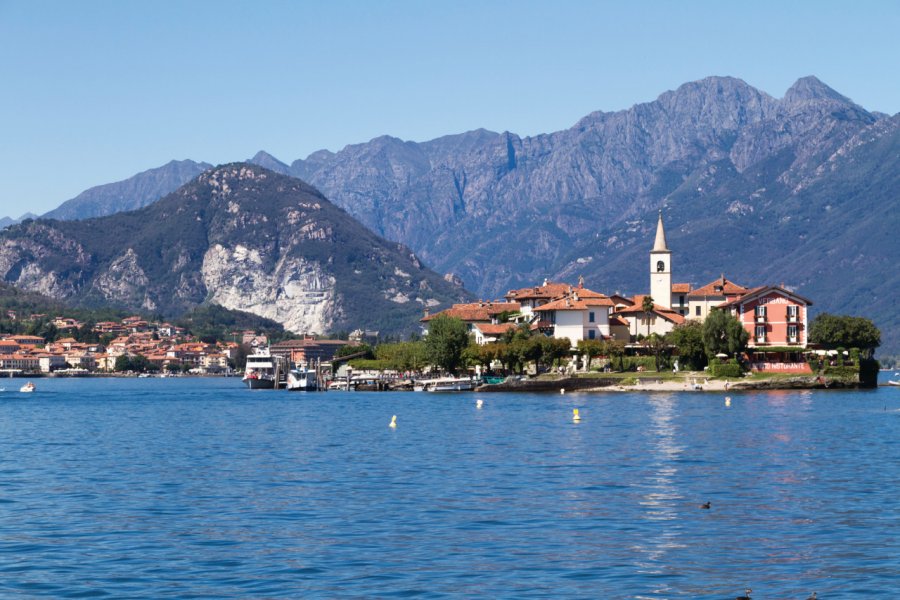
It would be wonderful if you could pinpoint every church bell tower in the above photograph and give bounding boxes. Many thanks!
[650,211,672,309]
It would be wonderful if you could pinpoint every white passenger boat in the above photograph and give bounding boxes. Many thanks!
[287,365,318,391]
[243,348,276,389]
[424,377,475,392]
[19,381,36,393]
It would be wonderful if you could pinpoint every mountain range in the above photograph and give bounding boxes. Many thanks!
[0,164,469,334]
[5,75,898,352]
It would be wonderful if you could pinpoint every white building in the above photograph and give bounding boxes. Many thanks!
[533,287,614,346]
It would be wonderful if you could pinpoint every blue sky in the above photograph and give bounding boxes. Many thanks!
[1,0,898,217]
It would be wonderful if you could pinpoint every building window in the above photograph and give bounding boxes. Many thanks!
[788,324,798,342]
[588,330,596,340]
[679,295,685,306]
[656,260,665,272]
[787,305,798,321]
[755,305,766,317]
[695,306,701,316]
[755,325,766,341]
[588,311,595,323]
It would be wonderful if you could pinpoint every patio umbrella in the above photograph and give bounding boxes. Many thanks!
[715,353,728,358]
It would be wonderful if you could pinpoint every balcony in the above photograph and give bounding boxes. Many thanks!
[787,313,799,323]
[755,314,767,323]
[756,336,767,344]
[788,336,799,344]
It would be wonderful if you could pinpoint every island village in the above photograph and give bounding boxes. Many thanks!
[0,212,878,391]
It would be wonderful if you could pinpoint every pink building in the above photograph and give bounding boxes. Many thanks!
[720,285,812,348]
[719,285,813,373]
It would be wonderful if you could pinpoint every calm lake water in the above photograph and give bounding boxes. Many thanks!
[1,375,899,598]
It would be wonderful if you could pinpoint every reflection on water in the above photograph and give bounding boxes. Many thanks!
[635,394,686,583]
[0,377,899,597]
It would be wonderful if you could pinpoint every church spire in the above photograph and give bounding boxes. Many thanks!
[652,210,669,252]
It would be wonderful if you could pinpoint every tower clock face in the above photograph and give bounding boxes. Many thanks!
[656,260,665,272]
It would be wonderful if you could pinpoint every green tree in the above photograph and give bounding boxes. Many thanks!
[424,315,470,374]
[667,321,707,370]
[336,343,373,359]
[541,337,572,371]
[114,354,132,372]
[702,310,749,358]
[809,313,881,358]
[376,341,427,372]
[577,339,606,359]
[646,333,671,372]
[641,295,655,338]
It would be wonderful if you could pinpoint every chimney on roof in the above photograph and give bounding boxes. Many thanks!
[578,275,584,288]
[543,278,548,286]
[423,308,430,318]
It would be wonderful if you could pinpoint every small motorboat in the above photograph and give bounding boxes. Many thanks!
[19,381,36,393]
[887,380,900,387]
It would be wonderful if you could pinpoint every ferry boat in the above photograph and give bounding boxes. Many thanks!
[286,365,318,391]
[243,348,276,389]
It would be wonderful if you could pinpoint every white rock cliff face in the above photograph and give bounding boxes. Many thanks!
[201,243,340,334]
[93,248,157,311]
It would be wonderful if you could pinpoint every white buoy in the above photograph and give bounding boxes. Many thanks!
[560,388,566,395]
[476,399,484,409]
[725,397,731,407]
[573,408,581,422]
[389,415,397,429]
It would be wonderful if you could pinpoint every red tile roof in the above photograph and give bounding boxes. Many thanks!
[422,302,520,322]
[534,295,614,312]
[672,283,692,293]
[687,276,748,298]
[505,282,571,301]
[718,285,812,308]
[609,294,635,307]
[615,297,686,324]
[473,323,518,336]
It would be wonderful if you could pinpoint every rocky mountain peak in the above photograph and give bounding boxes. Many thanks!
[783,75,855,106]
[248,151,291,175]
[0,164,471,334]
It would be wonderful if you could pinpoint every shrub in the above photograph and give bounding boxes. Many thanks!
[709,358,743,378]
[622,356,656,372]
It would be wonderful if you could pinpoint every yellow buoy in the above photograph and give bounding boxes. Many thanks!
[573,408,581,422]
[389,415,397,428]
[725,397,732,407]
[476,399,484,409]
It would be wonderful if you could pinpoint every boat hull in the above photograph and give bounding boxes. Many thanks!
[243,377,275,390]
[426,380,475,392]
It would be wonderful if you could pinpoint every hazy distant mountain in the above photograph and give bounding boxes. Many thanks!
[42,159,212,221]
[0,212,38,229]
[0,164,469,334]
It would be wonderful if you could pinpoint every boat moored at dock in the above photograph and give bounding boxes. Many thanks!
[243,348,276,389]
[286,365,318,391]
